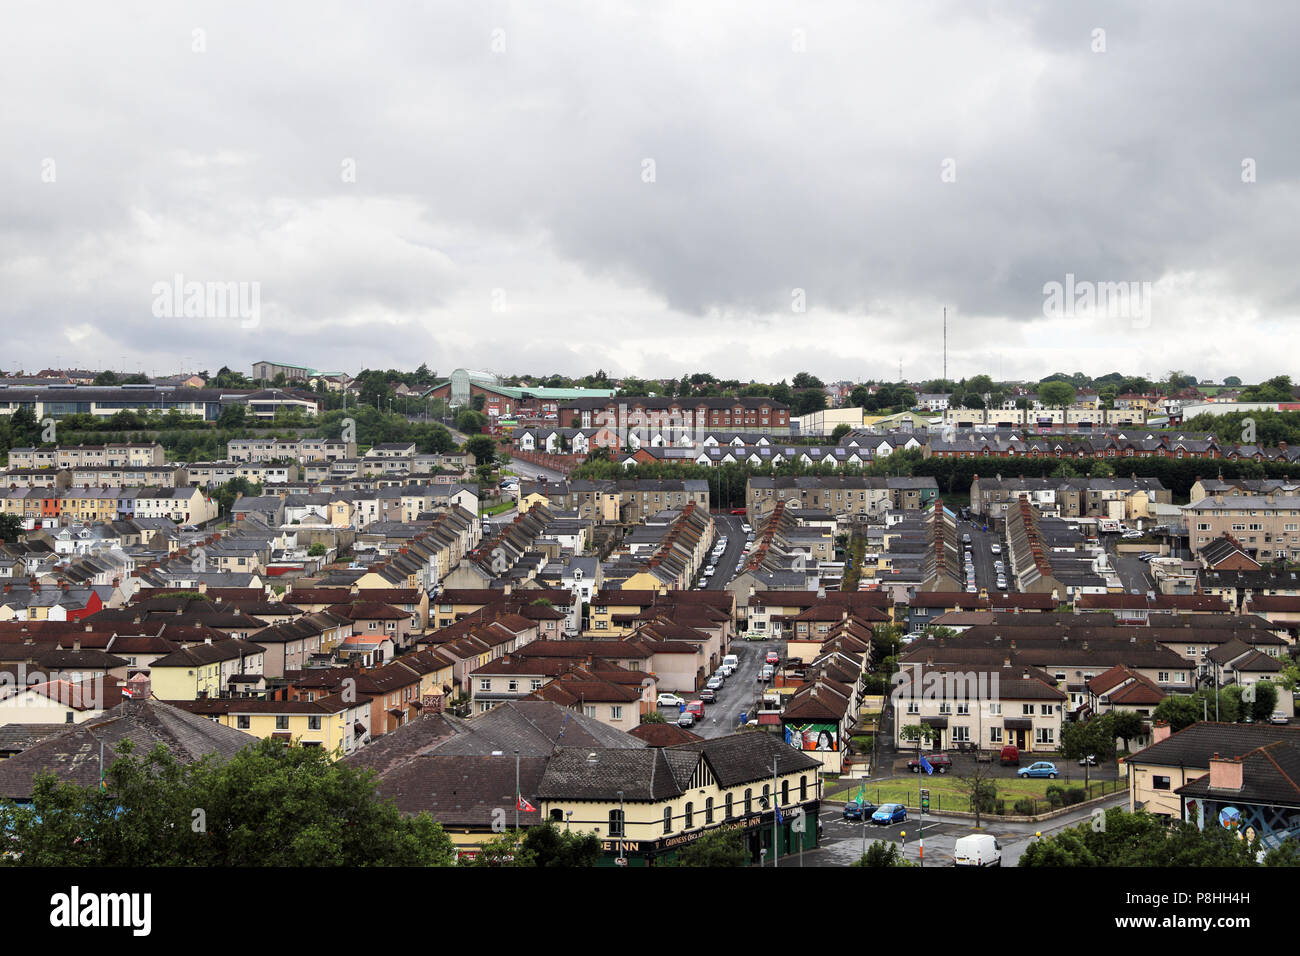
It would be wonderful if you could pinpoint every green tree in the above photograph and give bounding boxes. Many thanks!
[0,513,23,542]
[851,840,913,867]
[0,738,456,866]
[308,542,328,557]
[672,829,748,867]
[1020,808,1258,867]
[830,423,853,443]
[519,821,601,867]
[1038,381,1077,409]
[465,435,499,465]
[640,711,667,724]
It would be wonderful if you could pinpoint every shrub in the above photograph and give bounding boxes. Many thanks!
[1045,785,1065,808]
[1064,787,1088,806]
[1013,798,1037,815]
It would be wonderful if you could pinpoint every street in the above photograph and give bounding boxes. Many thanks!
[703,512,749,591]
[657,637,779,738]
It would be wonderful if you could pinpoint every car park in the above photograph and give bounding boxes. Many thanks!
[657,693,685,708]
[872,804,907,825]
[1018,761,1059,779]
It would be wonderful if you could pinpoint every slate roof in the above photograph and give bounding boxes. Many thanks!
[0,699,256,800]
[1176,739,1300,806]
[1129,721,1300,769]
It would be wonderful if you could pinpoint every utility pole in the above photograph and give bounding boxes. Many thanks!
[772,756,779,868]
[943,307,947,385]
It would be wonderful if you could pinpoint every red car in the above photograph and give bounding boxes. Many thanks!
[685,700,705,721]
[730,508,747,515]
[765,651,780,665]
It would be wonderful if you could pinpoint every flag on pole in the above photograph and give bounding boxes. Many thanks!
[919,754,934,776]
[776,804,784,824]
[854,783,867,805]
[516,795,536,812]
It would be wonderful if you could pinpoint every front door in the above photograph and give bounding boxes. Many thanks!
[1016,729,1026,750]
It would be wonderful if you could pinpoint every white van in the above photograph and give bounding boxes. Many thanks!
[722,654,739,670]
[952,834,1002,867]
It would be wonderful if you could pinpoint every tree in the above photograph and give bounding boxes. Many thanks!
[672,829,748,867]
[1263,838,1300,866]
[851,840,912,867]
[1039,381,1077,409]
[1020,808,1258,867]
[954,762,1000,827]
[519,821,601,867]
[455,409,489,433]
[1153,694,1201,733]
[1109,710,1146,752]
[1224,376,1242,387]
[217,404,247,429]
[308,542,328,557]
[830,423,853,443]
[640,711,667,724]
[0,738,456,866]
[464,435,499,466]
[0,513,23,542]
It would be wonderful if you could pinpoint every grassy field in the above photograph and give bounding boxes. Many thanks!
[827,774,1122,812]
[479,500,517,517]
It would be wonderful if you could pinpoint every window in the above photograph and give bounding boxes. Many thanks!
[1040,704,1054,715]
[551,809,564,823]
[1022,704,1034,715]
[705,797,715,824]
[956,701,969,715]
[275,716,289,730]
[479,678,491,691]
[584,706,596,718]
[800,775,808,801]
[308,716,321,730]
[726,793,734,819]
[1035,727,1054,745]
[664,806,673,833]
[1158,672,1169,683]
[781,780,789,806]
[987,702,1001,715]
[1153,775,1171,791]
[745,789,753,814]
[610,706,623,720]
[989,727,1002,743]
[609,809,624,837]
[684,802,694,828]
[952,726,970,742]
[530,679,542,691]
[906,700,919,715]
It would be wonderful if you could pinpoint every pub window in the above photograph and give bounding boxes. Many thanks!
[663,806,673,833]
[609,809,624,837]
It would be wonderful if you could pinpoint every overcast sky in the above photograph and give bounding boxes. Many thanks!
[2,1,1295,385]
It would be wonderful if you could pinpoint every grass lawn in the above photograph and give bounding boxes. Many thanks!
[479,500,517,517]
[826,774,1121,810]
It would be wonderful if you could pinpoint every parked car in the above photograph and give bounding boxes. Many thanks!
[765,651,781,665]
[722,654,739,670]
[990,543,1001,554]
[740,524,753,534]
[953,834,1002,867]
[699,688,717,703]
[872,803,907,825]
[657,693,685,708]
[999,745,1020,766]
[842,800,877,821]
[706,676,724,691]
[962,533,971,544]
[685,701,705,721]
[1272,712,1290,725]
[907,753,952,774]
[1018,761,1059,779]
[676,711,696,728]
[717,664,735,678]
[758,664,775,681]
